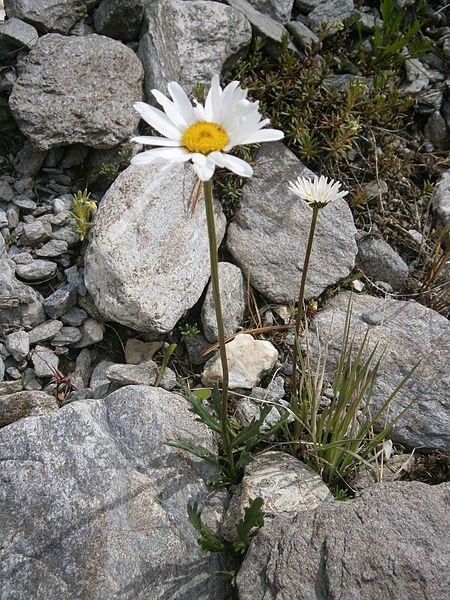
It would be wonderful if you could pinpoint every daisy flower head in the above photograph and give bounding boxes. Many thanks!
[288,175,348,208]
[131,75,284,181]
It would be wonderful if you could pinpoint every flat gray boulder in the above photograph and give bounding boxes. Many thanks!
[84,163,226,333]
[139,0,251,95]
[311,291,450,452]
[9,34,143,150]
[227,143,357,302]
[0,385,229,599]
[238,481,450,600]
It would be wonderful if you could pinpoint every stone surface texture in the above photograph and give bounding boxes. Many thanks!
[201,262,246,342]
[0,17,38,55]
[310,292,450,452]
[94,0,143,42]
[202,333,278,389]
[0,385,229,599]
[356,235,409,290]
[0,390,58,427]
[307,0,355,31]
[227,143,357,302]
[139,0,251,95]
[84,162,226,334]
[226,0,295,52]
[246,0,293,23]
[222,452,332,540]
[9,34,143,150]
[4,0,97,33]
[238,482,450,600]
[432,169,450,249]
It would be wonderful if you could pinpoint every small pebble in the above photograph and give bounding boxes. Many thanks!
[12,195,37,210]
[61,307,87,327]
[42,284,78,319]
[31,345,59,377]
[51,326,83,346]
[35,239,68,258]
[28,320,63,345]
[6,330,30,361]
[15,259,58,282]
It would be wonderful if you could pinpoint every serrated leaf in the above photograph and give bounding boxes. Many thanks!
[234,497,265,550]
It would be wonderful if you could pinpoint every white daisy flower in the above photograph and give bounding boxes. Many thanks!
[288,175,348,208]
[131,75,284,181]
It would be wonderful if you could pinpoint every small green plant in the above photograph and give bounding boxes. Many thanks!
[70,189,97,241]
[179,322,200,341]
[362,0,431,71]
[100,146,133,184]
[167,384,287,486]
[100,163,119,183]
[155,343,177,388]
[188,497,264,587]
[289,296,419,485]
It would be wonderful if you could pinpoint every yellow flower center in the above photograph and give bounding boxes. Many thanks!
[182,121,229,155]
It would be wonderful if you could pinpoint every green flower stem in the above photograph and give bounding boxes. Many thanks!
[291,204,320,401]
[203,179,234,473]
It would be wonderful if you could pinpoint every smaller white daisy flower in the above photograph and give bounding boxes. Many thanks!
[130,75,284,181]
[288,175,348,208]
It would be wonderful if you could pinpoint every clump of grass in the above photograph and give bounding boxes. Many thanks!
[288,296,419,486]
[356,0,432,72]
[70,189,97,241]
[99,145,134,184]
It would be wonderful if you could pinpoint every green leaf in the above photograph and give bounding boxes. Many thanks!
[192,388,212,401]
[155,343,177,387]
[232,405,272,449]
[188,502,225,554]
[234,497,265,552]
[166,439,219,466]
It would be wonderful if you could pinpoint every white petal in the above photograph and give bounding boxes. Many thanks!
[131,136,182,147]
[205,74,222,122]
[167,81,197,125]
[133,102,182,140]
[192,155,216,181]
[209,152,253,178]
[131,147,192,165]
[151,89,187,130]
[238,128,284,145]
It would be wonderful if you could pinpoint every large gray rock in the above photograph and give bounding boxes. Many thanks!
[226,0,296,53]
[94,0,143,42]
[84,163,226,334]
[307,0,355,32]
[246,0,294,23]
[4,0,97,34]
[201,262,246,342]
[139,0,251,96]
[222,452,332,540]
[227,143,357,303]
[9,34,143,150]
[0,385,229,599]
[356,235,409,290]
[238,482,450,600]
[310,292,450,452]
[432,169,450,249]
